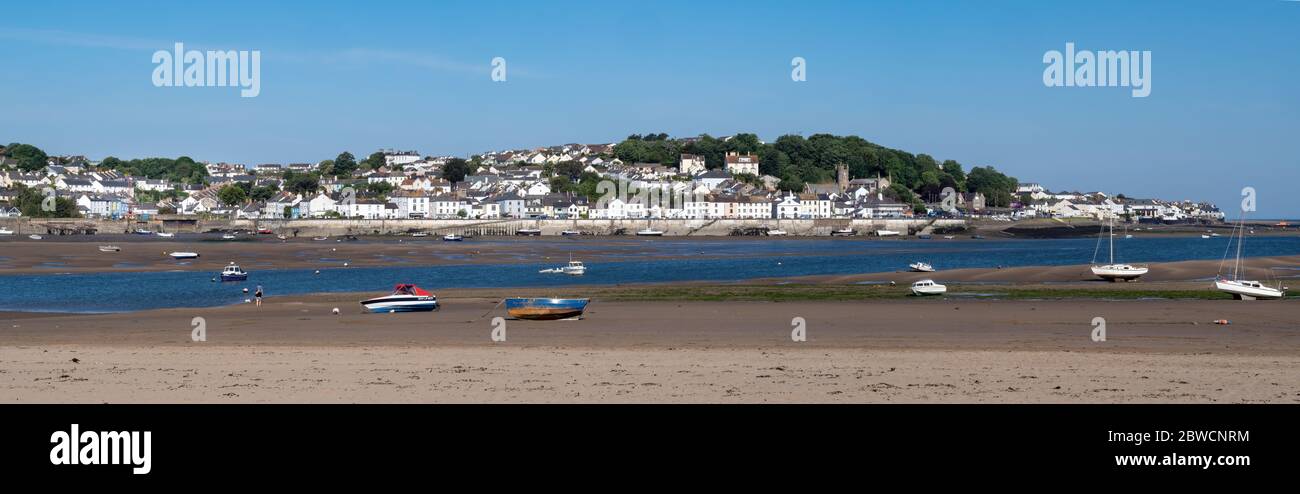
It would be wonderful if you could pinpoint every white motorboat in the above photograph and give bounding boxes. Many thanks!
[909,262,935,273]
[28,234,42,240]
[636,228,664,236]
[875,229,901,237]
[442,234,464,241]
[156,232,175,238]
[767,229,787,236]
[830,228,856,237]
[1214,213,1286,300]
[360,284,440,313]
[169,251,200,259]
[560,230,583,236]
[541,256,586,275]
[1091,218,1147,281]
[910,279,947,296]
[0,228,13,235]
[313,236,329,241]
[1201,234,1211,239]
[98,245,121,252]
[133,228,153,235]
[219,263,248,282]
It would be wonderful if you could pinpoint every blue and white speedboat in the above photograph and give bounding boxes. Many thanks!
[219,263,248,282]
[361,284,440,313]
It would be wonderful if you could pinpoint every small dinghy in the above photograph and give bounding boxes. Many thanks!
[635,228,664,236]
[560,230,583,236]
[442,234,464,241]
[134,228,154,235]
[910,279,947,296]
[156,232,175,238]
[98,245,121,252]
[515,229,542,236]
[361,284,439,313]
[505,298,590,320]
[169,252,200,259]
[767,229,787,236]
[219,263,248,282]
[28,234,43,240]
[830,228,855,237]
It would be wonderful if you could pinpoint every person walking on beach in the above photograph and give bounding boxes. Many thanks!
[255,285,263,307]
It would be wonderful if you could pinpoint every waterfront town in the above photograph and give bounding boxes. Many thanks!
[0,138,1225,224]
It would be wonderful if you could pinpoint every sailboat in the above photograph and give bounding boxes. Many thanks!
[1215,213,1286,300]
[1090,217,1148,281]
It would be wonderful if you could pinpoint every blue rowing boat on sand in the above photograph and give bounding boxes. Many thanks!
[505,298,589,320]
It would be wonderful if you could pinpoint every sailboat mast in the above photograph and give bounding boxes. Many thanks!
[1234,216,1245,280]
[1108,216,1115,264]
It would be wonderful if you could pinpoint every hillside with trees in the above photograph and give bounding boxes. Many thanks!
[610,133,1020,208]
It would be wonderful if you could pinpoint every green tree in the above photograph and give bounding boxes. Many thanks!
[442,158,470,188]
[362,151,386,170]
[332,152,358,177]
[5,143,49,172]
[218,184,248,206]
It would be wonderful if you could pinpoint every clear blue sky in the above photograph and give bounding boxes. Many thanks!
[1,0,1297,216]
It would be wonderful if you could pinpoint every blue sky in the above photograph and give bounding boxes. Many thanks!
[1,0,1297,216]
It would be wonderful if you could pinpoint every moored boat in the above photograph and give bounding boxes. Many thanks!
[360,284,440,313]
[767,229,787,236]
[134,228,153,235]
[560,230,583,236]
[98,245,121,252]
[909,262,935,273]
[156,232,175,238]
[1091,218,1148,281]
[411,232,429,237]
[875,229,901,237]
[635,228,664,236]
[28,234,42,240]
[1214,212,1286,300]
[505,298,590,320]
[221,233,237,240]
[219,263,248,282]
[0,228,13,235]
[169,251,200,259]
[830,228,855,237]
[442,234,464,241]
[515,229,542,236]
[910,280,947,296]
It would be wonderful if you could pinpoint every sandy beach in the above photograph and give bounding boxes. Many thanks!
[2,292,1297,403]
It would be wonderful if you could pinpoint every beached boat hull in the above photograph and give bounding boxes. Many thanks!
[1091,264,1148,281]
[505,298,589,320]
[361,296,439,313]
[1215,279,1285,300]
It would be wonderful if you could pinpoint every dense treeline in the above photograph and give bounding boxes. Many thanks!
[100,156,209,184]
[611,133,1020,208]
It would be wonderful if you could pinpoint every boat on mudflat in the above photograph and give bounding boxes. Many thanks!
[505,298,590,320]
[361,284,440,313]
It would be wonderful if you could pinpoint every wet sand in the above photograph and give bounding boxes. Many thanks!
[2,294,1297,403]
